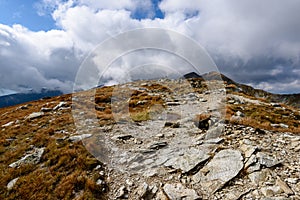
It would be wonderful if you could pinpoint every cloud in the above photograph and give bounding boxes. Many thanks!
[0,0,300,94]
[0,24,78,92]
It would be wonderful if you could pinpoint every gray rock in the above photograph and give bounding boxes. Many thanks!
[2,121,14,127]
[192,149,244,194]
[166,102,181,106]
[248,169,270,186]
[257,152,281,168]
[149,142,168,150]
[7,177,19,190]
[261,186,283,197]
[112,134,133,141]
[276,177,294,195]
[240,144,257,158]
[40,107,52,112]
[9,147,45,168]
[53,102,68,110]
[69,134,92,142]
[203,137,224,144]
[163,183,200,200]
[164,144,216,173]
[26,112,44,120]
[279,123,289,129]
[205,124,225,139]
[236,111,245,117]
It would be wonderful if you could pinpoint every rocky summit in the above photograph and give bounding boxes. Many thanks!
[0,73,300,199]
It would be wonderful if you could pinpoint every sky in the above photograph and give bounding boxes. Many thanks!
[0,0,299,95]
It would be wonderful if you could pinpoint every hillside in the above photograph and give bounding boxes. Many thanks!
[0,74,300,199]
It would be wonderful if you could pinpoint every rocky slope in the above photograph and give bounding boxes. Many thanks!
[0,76,300,199]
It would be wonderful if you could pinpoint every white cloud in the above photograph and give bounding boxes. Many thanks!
[1,0,300,94]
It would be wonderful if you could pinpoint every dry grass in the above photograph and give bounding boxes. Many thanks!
[226,101,300,133]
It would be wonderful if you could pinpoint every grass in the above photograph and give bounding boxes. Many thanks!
[226,93,300,133]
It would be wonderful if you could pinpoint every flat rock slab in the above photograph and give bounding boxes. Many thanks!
[9,147,45,168]
[192,149,244,194]
[164,144,217,173]
[163,183,201,200]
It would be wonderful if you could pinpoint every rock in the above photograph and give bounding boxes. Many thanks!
[26,112,44,120]
[257,152,281,168]
[112,134,133,141]
[261,186,283,197]
[163,183,200,200]
[245,154,257,169]
[53,102,68,110]
[246,162,261,174]
[204,124,225,139]
[116,185,128,199]
[166,102,181,106]
[69,134,92,142]
[192,149,244,194]
[240,144,257,158]
[136,182,157,199]
[164,145,216,173]
[203,137,224,144]
[270,103,281,107]
[40,107,52,112]
[279,123,289,129]
[286,178,298,184]
[248,169,270,186]
[236,111,245,117]
[276,177,294,195]
[164,122,180,128]
[9,147,45,168]
[2,121,14,127]
[149,142,168,150]
[7,177,19,190]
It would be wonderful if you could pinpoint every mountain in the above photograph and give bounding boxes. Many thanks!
[199,71,300,108]
[1,73,300,199]
[0,89,63,108]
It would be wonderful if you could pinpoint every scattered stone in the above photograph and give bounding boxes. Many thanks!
[193,149,244,194]
[112,134,133,141]
[7,177,19,190]
[261,186,283,197]
[164,121,180,128]
[166,102,181,106]
[163,183,200,200]
[279,123,289,129]
[205,124,225,139]
[248,169,270,186]
[240,144,257,158]
[257,152,281,168]
[2,121,14,127]
[26,112,44,120]
[286,178,298,184]
[276,177,294,195]
[53,102,68,110]
[236,111,245,117]
[204,137,224,144]
[149,142,168,150]
[68,134,92,142]
[135,182,157,199]
[40,107,52,112]
[271,103,281,107]
[9,147,45,168]
[116,185,128,199]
